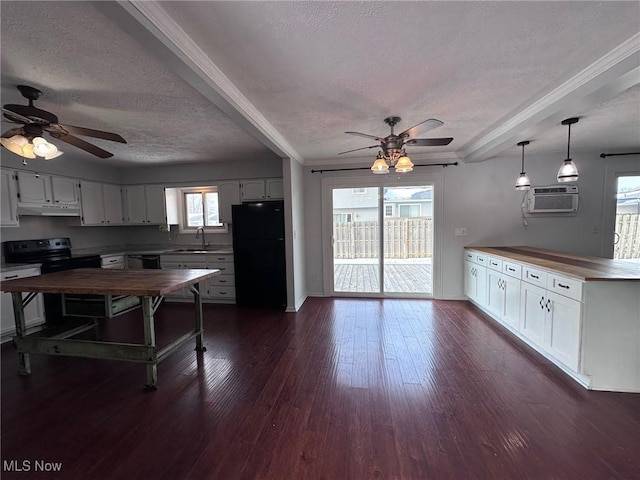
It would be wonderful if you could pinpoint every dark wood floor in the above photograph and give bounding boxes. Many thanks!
[2,298,639,479]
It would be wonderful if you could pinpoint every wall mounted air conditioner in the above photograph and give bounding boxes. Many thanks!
[526,185,578,213]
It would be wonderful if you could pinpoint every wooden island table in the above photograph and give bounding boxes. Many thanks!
[0,268,220,389]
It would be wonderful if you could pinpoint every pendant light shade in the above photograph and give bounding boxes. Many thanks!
[515,140,531,190]
[557,118,579,183]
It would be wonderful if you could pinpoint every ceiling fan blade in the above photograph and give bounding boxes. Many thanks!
[338,144,380,155]
[2,107,33,124]
[399,118,443,139]
[2,127,24,138]
[405,137,453,147]
[49,132,114,158]
[345,131,384,141]
[52,124,127,143]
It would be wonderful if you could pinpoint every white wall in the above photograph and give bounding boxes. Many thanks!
[283,158,307,311]
[303,151,624,299]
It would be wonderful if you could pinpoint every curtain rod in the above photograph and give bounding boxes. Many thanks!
[599,152,640,158]
[311,162,458,173]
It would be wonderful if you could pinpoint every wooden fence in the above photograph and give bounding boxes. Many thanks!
[333,217,433,259]
[614,213,640,259]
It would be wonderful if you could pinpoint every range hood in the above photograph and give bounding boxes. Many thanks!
[16,203,80,216]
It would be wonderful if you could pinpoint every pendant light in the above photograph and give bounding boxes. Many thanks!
[557,117,579,183]
[515,140,531,190]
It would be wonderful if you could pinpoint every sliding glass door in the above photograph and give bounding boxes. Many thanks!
[331,184,433,296]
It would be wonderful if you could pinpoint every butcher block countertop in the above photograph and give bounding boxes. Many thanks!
[0,268,220,296]
[465,246,640,281]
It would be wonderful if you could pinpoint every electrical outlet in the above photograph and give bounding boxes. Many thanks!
[454,227,467,236]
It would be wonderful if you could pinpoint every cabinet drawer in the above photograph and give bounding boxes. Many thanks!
[208,254,233,264]
[209,274,235,286]
[474,254,487,266]
[2,267,41,280]
[465,251,474,262]
[210,263,234,275]
[207,285,235,298]
[547,274,583,302]
[502,261,522,279]
[487,256,503,272]
[523,266,547,287]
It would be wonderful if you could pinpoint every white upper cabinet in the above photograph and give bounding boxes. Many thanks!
[123,185,166,224]
[16,172,79,206]
[240,178,284,202]
[0,169,19,227]
[50,176,78,204]
[217,181,240,223]
[79,180,123,225]
[16,172,52,204]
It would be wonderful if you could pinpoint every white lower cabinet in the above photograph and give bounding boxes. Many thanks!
[464,257,486,305]
[545,291,581,371]
[519,281,547,347]
[160,254,235,303]
[1,267,45,341]
[465,248,640,393]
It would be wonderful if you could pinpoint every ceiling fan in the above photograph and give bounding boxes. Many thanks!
[2,85,126,159]
[339,116,453,156]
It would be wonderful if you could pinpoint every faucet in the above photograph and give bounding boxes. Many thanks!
[195,227,207,250]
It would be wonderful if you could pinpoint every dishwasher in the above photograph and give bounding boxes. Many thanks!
[127,254,162,270]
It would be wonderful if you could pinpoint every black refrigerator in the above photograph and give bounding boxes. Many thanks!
[232,201,287,308]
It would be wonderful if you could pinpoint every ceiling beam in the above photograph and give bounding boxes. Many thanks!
[461,33,640,163]
[96,1,303,163]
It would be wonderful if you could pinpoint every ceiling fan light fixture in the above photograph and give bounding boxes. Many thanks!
[515,140,531,190]
[557,117,579,183]
[394,154,414,173]
[32,136,59,158]
[371,154,390,174]
[1,134,36,158]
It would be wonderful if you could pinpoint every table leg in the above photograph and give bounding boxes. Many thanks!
[193,282,206,352]
[11,292,30,375]
[141,296,158,390]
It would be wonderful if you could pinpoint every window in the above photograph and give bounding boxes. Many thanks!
[333,213,352,223]
[385,205,393,217]
[179,186,227,233]
[399,204,421,217]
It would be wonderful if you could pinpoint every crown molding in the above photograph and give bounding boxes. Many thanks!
[119,1,302,163]
[462,32,640,163]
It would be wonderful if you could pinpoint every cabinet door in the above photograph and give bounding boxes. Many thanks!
[519,282,547,347]
[546,291,581,371]
[0,169,19,227]
[124,185,146,224]
[265,179,284,199]
[145,185,167,224]
[79,180,105,225]
[464,261,476,298]
[502,275,521,329]
[218,182,240,223]
[1,269,45,337]
[475,265,487,307]
[103,184,124,225]
[486,270,504,318]
[50,176,78,204]
[241,180,265,201]
[17,172,52,204]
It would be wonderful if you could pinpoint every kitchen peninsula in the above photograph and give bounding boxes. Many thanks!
[0,268,220,389]
[464,246,640,393]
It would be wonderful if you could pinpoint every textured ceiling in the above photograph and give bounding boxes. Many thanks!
[1,1,639,167]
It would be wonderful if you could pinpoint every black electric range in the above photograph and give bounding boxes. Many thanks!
[3,238,102,324]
